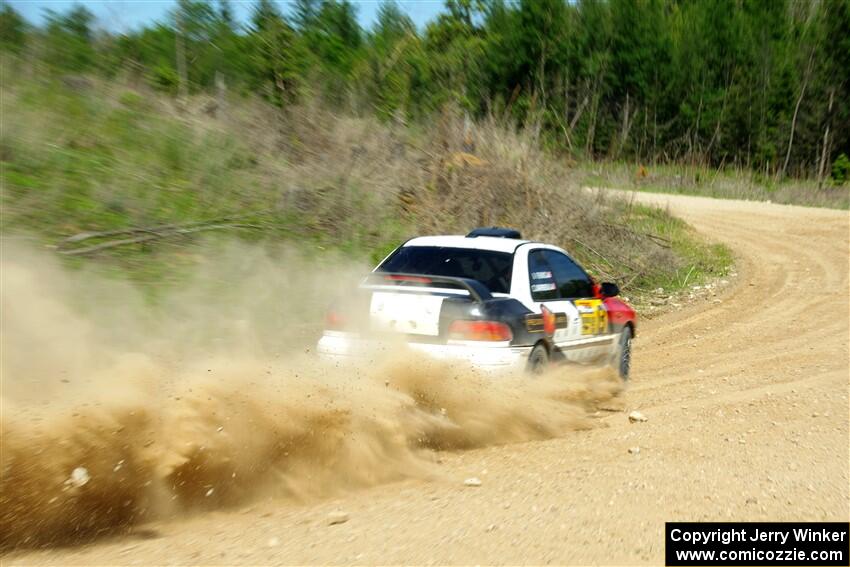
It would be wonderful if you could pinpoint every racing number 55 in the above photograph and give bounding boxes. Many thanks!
[573,299,608,335]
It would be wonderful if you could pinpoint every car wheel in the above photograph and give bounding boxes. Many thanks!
[527,343,549,375]
[613,326,632,381]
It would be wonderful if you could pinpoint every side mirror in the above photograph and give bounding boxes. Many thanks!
[600,282,620,297]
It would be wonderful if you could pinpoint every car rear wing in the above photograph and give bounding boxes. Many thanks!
[361,272,493,303]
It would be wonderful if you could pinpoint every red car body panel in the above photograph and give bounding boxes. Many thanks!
[591,281,637,335]
[603,297,636,335]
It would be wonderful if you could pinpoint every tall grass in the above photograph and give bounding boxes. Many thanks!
[1,71,732,304]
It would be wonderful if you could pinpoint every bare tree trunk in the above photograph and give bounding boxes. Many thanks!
[613,93,632,160]
[586,91,599,156]
[585,70,604,157]
[746,83,753,170]
[537,46,547,111]
[706,89,729,159]
[621,93,630,142]
[693,93,703,166]
[641,101,648,162]
[781,47,816,178]
[562,72,573,152]
[569,92,589,131]
[817,88,835,189]
[760,65,770,175]
[652,103,658,165]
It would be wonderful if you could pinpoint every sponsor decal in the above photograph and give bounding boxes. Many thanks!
[573,298,608,335]
[525,307,568,336]
[530,282,556,292]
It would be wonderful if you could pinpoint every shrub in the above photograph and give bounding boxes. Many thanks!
[831,153,850,185]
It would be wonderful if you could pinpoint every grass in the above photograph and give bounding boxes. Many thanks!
[620,203,733,292]
[1,69,409,288]
[579,161,849,210]
[1,65,732,308]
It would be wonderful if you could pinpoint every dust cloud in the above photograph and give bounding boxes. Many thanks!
[0,242,622,549]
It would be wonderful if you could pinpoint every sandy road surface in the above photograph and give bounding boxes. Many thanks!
[6,193,849,565]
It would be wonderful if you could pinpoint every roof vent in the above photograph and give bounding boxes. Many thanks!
[466,227,522,239]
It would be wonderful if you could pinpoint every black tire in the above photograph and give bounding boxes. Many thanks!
[613,326,633,380]
[527,342,549,375]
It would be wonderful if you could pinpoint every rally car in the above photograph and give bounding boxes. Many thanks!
[317,227,636,378]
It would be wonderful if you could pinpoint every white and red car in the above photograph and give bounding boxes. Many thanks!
[318,228,636,378]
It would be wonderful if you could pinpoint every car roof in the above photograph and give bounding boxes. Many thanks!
[403,235,535,254]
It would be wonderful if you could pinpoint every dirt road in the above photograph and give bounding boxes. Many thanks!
[6,193,849,565]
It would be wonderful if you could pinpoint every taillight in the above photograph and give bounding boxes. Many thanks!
[448,320,513,342]
[325,308,346,330]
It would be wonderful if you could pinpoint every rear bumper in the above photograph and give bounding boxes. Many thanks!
[317,331,532,373]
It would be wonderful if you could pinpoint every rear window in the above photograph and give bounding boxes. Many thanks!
[377,246,514,294]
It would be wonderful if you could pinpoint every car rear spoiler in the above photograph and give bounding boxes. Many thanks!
[361,272,493,303]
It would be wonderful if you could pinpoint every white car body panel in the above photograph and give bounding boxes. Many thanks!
[369,291,444,336]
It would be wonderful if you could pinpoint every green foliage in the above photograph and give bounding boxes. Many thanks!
[2,76,262,238]
[0,4,26,53]
[621,204,733,291]
[0,0,847,177]
[302,0,363,105]
[832,154,850,185]
[248,1,301,105]
[360,1,419,119]
[1,71,734,302]
[43,5,96,71]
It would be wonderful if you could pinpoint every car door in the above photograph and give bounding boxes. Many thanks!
[541,249,613,361]
[524,248,578,346]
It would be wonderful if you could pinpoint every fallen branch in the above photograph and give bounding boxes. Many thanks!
[59,211,274,247]
[568,236,643,275]
[568,236,615,267]
[644,233,672,248]
[58,224,262,256]
[621,271,644,289]
[61,223,187,245]
[601,221,671,247]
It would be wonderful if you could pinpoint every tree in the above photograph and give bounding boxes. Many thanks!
[4,0,843,178]
[814,0,850,183]
[218,0,235,27]
[0,4,27,53]
[374,0,414,45]
[608,0,670,158]
[292,0,320,31]
[299,0,364,105]
[248,0,301,106]
[419,0,487,112]
[44,4,96,71]
[363,1,419,119]
[515,0,569,109]
[171,0,234,93]
[252,0,283,33]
